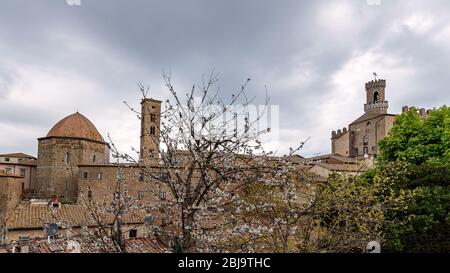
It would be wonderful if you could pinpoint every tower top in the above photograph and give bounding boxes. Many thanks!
[365,79,386,90]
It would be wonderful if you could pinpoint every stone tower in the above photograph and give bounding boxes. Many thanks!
[346,79,396,159]
[364,79,388,114]
[140,98,162,166]
[36,112,110,203]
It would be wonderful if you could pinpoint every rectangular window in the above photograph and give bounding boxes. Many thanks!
[138,191,144,200]
[150,126,156,135]
[160,191,167,201]
[129,229,137,238]
[150,113,156,122]
[5,168,12,174]
[83,171,88,179]
[363,135,369,145]
[363,146,369,155]
[97,172,102,180]
[372,146,377,153]
[64,153,70,164]
[20,168,26,177]
[5,158,10,162]
[139,172,144,182]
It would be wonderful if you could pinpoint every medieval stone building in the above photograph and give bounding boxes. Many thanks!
[36,112,110,203]
[331,79,397,160]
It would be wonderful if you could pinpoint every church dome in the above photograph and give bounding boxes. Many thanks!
[46,112,104,142]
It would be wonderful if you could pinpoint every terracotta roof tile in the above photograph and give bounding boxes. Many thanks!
[6,203,147,230]
[45,112,104,142]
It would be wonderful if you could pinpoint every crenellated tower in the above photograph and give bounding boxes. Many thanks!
[364,79,388,114]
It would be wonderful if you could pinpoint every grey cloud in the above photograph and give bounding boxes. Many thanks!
[1,0,450,157]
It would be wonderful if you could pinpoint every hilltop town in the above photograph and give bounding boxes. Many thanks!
[0,78,441,253]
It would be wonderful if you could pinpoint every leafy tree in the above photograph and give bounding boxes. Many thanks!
[376,162,450,252]
[378,106,450,165]
[374,106,450,252]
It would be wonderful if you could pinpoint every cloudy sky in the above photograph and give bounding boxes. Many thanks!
[1,0,450,158]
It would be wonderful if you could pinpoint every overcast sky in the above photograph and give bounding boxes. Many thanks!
[1,0,450,158]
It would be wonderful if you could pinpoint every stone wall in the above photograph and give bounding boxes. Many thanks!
[331,129,349,156]
[0,175,22,220]
[36,137,109,203]
[140,98,161,166]
[349,114,396,158]
[77,165,171,205]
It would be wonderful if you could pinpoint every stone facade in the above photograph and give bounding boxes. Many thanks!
[36,137,109,203]
[140,98,162,166]
[77,164,171,205]
[0,174,22,221]
[0,153,37,195]
[331,79,397,160]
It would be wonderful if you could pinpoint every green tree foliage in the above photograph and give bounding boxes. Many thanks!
[378,106,450,165]
[376,162,450,252]
[374,106,450,252]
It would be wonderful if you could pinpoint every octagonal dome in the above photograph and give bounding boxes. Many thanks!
[46,112,104,142]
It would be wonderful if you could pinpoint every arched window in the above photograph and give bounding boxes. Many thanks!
[373,91,379,103]
[64,152,70,164]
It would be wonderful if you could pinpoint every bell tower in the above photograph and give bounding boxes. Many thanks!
[364,79,388,114]
[140,98,161,166]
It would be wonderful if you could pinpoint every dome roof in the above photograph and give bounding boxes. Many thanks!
[46,112,104,142]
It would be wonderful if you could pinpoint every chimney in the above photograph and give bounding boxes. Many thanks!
[19,236,30,253]
[11,241,17,253]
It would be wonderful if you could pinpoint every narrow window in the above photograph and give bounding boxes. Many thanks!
[97,172,102,180]
[87,190,93,199]
[93,155,96,163]
[83,171,88,179]
[138,191,144,200]
[20,168,26,177]
[160,191,167,201]
[150,126,156,135]
[363,135,369,145]
[150,113,156,122]
[139,172,144,182]
[373,91,379,103]
[363,146,369,155]
[64,153,70,164]
[129,229,137,238]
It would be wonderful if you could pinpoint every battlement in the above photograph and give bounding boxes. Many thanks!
[365,79,386,90]
[331,127,348,139]
[401,105,434,117]
[364,101,389,113]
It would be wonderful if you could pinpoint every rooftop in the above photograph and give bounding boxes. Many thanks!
[43,112,105,143]
[6,202,147,230]
[0,153,37,160]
